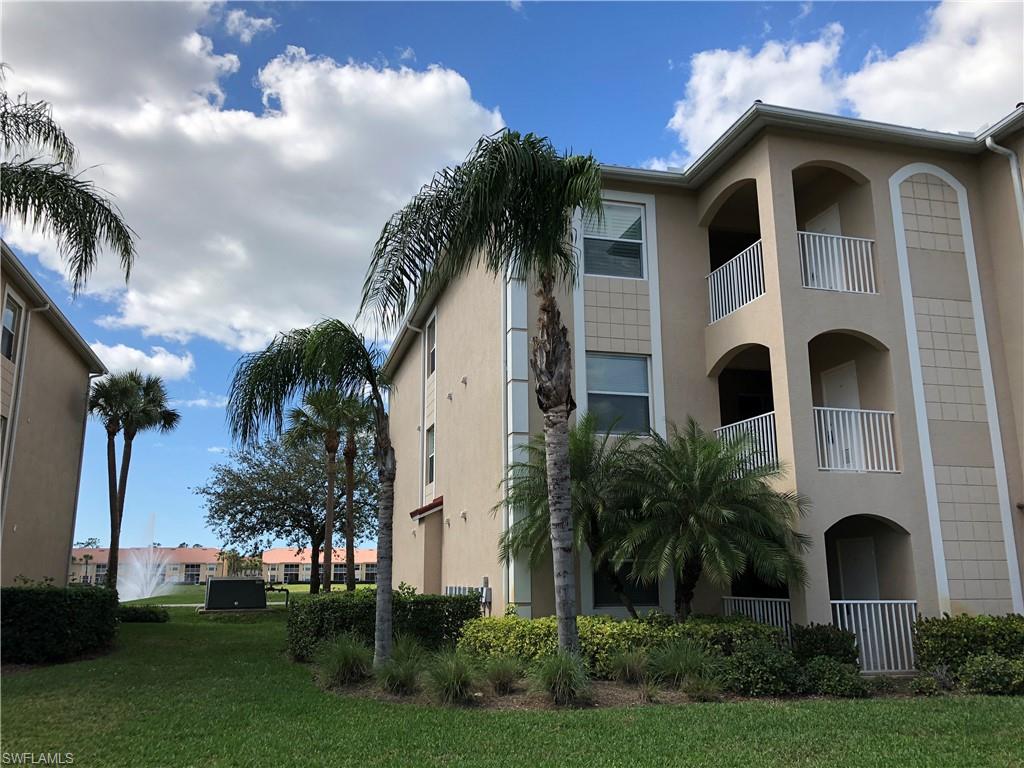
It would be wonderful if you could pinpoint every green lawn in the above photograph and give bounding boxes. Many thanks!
[2,610,1022,768]
[123,582,372,606]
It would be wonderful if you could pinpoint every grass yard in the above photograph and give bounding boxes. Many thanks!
[2,610,1022,768]
[123,582,373,606]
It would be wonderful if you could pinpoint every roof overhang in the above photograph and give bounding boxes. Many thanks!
[410,495,444,520]
[1,241,107,374]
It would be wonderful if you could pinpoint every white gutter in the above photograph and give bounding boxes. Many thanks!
[985,137,1024,245]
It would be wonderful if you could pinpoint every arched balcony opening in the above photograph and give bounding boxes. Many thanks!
[713,343,777,469]
[808,330,899,473]
[704,180,764,323]
[792,162,878,294]
[826,514,918,673]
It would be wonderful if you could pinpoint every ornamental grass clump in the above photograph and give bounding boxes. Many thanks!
[647,638,709,689]
[484,656,521,695]
[608,648,648,684]
[375,634,427,695]
[531,650,590,706]
[315,634,372,687]
[427,649,478,705]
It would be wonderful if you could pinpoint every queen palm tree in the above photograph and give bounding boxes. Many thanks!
[498,413,644,617]
[228,319,396,661]
[362,129,602,651]
[615,418,811,621]
[1,76,135,292]
[88,371,181,590]
[283,389,369,592]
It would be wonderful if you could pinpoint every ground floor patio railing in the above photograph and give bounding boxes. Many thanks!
[722,596,793,640]
[831,599,918,674]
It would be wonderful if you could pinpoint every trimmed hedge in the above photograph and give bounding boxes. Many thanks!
[958,652,1024,695]
[791,623,859,665]
[118,605,170,623]
[287,589,481,661]
[914,613,1024,672]
[458,614,781,679]
[1,586,119,664]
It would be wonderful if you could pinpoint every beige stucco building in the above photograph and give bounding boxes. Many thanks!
[383,104,1024,672]
[69,546,227,585]
[1,242,106,586]
[262,547,378,585]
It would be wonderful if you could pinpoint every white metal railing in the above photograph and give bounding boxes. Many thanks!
[798,231,877,294]
[715,411,778,468]
[723,596,792,639]
[813,407,898,472]
[831,600,918,673]
[707,239,765,323]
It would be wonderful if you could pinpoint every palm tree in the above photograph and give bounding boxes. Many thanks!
[362,130,602,651]
[283,389,369,593]
[1,75,135,292]
[228,320,395,661]
[615,418,811,621]
[498,413,644,617]
[88,371,181,591]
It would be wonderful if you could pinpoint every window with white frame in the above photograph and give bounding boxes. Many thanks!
[583,202,645,279]
[333,563,346,581]
[2,295,23,361]
[184,563,201,584]
[425,425,435,484]
[283,564,299,583]
[426,318,436,375]
[95,564,108,585]
[586,353,651,433]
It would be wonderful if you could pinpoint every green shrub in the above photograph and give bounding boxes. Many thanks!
[1,586,119,664]
[483,656,521,695]
[427,650,478,704]
[608,648,648,684]
[719,639,801,697]
[376,657,421,695]
[959,652,1024,695]
[391,634,427,665]
[791,623,858,665]
[914,613,1024,672]
[530,651,590,706]
[117,604,169,623]
[683,673,723,702]
[866,675,900,695]
[647,638,709,689]
[801,656,870,698]
[458,614,779,679]
[287,589,480,661]
[910,674,941,696]
[315,635,372,687]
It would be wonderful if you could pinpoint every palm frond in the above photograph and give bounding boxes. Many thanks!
[0,159,136,292]
[0,91,76,165]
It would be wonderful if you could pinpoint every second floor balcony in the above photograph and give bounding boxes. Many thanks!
[798,231,877,294]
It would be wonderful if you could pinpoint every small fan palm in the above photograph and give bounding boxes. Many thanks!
[616,418,810,621]
[1,76,135,291]
[362,129,603,652]
[88,371,181,589]
[498,413,644,617]
[284,389,370,592]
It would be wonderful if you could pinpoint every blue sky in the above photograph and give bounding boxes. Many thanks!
[4,1,1020,548]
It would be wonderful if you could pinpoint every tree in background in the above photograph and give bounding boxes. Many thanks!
[616,419,811,620]
[88,371,180,591]
[498,413,643,617]
[362,130,603,652]
[197,437,378,594]
[0,70,134,291]
[74,537,100,548]
[217,549,262,577]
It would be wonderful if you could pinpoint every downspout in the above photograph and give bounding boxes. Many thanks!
[64,371,104,584]
[402,320,426,507]
[500,273,510,612]
[985,137,1024,245]
[1,303,50,521]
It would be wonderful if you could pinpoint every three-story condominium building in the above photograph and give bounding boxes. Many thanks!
[383,103,1024,672]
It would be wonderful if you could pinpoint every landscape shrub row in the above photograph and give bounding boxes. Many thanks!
[1,586,119,664]
[914,613,1024,671]
[118,605,170,623]
[287,588,481,660]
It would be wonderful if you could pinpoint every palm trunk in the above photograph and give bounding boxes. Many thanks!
[531,273,579,652]
[310,536,322,594]
[105,430,120,591]
[323,446,337,592]
[674,559,702,621]
[112,432,135,592]
[373,416,396,665]
[344,429,357,592]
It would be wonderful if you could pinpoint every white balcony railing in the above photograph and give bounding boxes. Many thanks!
[723,596,792,639]
[813,407,898,473]
[831,600,918,673]
[707,239,765,324]
[798,231,877,294]
[715,411,778,468]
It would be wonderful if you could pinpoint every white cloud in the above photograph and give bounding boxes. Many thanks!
[660,1,1023,165]
[397,46,416,62]
[176,394,229,408]
[3,3,503,351]
[90,342,195,380]
[795,2,813,22]
[207,446,227,454]
[224,9,276,44]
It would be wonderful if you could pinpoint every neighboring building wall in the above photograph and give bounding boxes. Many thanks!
[2,303,92,586]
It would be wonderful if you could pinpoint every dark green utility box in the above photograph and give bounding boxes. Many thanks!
[204,578,267,610]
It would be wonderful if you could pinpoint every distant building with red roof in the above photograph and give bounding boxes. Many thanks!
[262,547,377,584]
